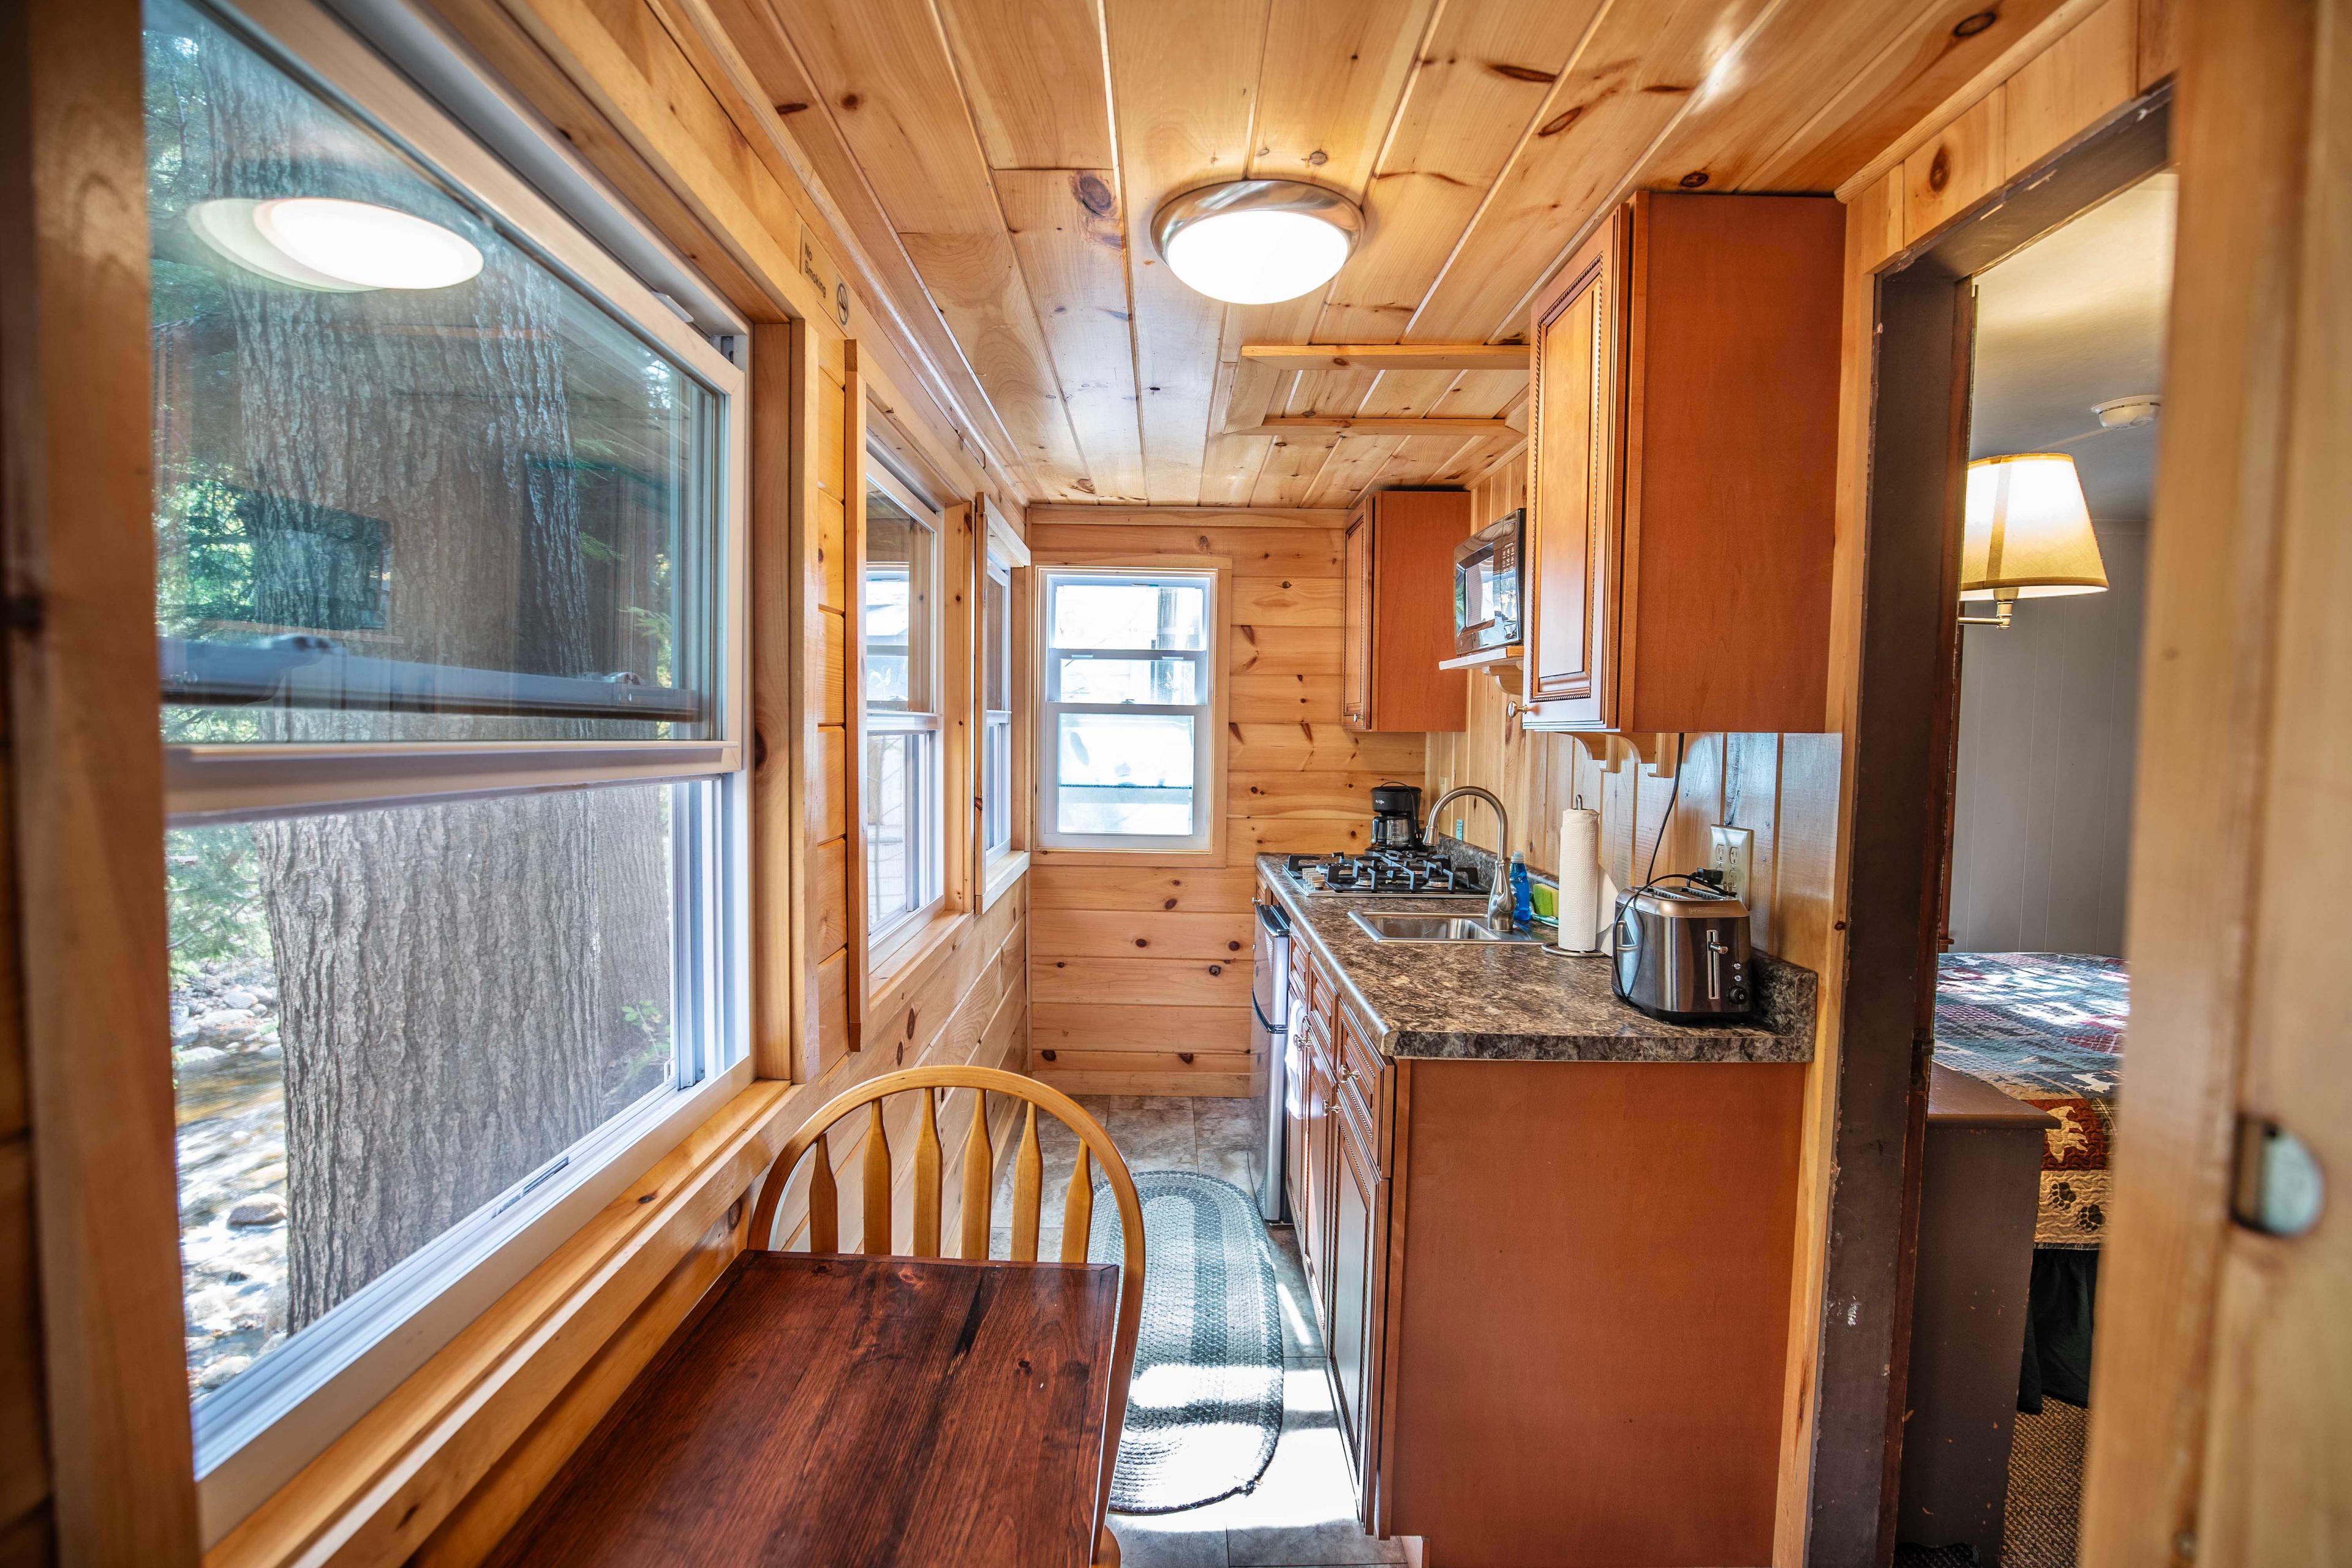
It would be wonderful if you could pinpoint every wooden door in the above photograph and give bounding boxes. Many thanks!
[1341,502,1372,729]
[2083,1,2352,1561]
[1523,215,1621,730]
[1284,979,1308,1231]
[1329,1096,1382,1512]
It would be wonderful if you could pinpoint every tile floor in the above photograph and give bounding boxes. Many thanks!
[1006,1095,1407,1568]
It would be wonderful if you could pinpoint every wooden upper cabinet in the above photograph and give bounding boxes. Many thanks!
[1523,192,1844,734]
[1342,490,1472,733]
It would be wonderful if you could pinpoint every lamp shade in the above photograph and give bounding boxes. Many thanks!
[1959,453,2108,600]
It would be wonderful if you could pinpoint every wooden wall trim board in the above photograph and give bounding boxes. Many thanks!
[0,0,202,1558]
[2083,0,2347,1560]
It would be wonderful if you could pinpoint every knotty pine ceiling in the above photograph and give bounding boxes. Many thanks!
[697,0,2071,507]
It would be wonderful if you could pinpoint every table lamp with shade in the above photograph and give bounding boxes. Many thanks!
[1959,453,2109,627]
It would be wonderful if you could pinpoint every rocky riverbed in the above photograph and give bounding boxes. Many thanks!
[173,957,289,1397]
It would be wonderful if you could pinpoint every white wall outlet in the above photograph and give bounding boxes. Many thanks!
[1708,824,1755,904]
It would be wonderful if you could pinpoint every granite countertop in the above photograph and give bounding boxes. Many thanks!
[1256,854,1815,1064]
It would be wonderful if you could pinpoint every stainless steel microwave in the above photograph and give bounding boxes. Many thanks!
[1454,509,1523,655]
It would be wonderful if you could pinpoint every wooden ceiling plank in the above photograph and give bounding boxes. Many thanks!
[995,168,1149,500]
[900,230,1099,496]
[1404,0,1773,344]
[1248,424,1344,506]
[933,0,1117,168]
[1639,0,2073,195]
[764,0,1004,233]
[1301,431,1406,507]
[1240,344,1529,371]
[1105,0,1272,503]
[689,0,1051,494]
[1312,0,1607,345]
[758,0,1104,494]
[1248,0,1441,200]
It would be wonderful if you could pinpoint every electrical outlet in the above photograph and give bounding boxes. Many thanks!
[1708,825,1755,904]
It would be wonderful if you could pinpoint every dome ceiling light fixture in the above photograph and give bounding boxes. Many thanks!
[2092,393,2162,429]
[187,197,484,292]
[1151,179,1363,305]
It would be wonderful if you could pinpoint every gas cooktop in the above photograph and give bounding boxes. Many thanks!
[1283,849,1492,899]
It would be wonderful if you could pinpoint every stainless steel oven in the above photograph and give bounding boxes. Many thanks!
[1251,899,1291,1222]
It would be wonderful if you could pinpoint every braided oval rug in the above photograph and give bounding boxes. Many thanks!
[1088,1170,1284,1513]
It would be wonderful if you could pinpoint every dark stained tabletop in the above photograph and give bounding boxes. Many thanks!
[498,1251,1120,1567]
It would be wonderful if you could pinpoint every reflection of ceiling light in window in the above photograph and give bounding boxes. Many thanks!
[187,197,483,292]
[1151,180,1362,305]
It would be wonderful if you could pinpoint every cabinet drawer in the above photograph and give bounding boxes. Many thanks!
[1333,1007,1387,1169]
[1305,954,1338,1031]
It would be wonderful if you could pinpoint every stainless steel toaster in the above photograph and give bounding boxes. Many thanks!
[1612,884,1754,1023]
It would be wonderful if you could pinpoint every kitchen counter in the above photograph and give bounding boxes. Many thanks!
[1256,853,1815,1063]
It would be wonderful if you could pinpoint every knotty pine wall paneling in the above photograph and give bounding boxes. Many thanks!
[1026,508,1427,1097]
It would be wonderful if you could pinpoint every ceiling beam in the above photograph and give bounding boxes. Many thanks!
[1238,344,1529,372]
[1229,415,1517,435]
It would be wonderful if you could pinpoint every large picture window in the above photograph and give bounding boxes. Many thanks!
[1038,568,1220,853]
[864,464,944,940]
[145,0,747,1521]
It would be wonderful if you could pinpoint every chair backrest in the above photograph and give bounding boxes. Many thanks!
[747,1066,1144,1564]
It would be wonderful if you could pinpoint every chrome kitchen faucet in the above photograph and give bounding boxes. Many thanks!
[1423,786,1513,933]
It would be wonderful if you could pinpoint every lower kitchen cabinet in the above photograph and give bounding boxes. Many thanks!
[1280,994,1803,1567]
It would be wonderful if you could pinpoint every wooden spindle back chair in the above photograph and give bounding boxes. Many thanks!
[746,1066,1144,1568]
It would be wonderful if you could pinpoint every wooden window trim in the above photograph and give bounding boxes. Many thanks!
[976,496,1033,911]
[1031,555,1234,868]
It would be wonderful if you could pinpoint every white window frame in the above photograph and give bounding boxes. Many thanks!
[151,0,753,1544]
[861,456,946,945]
[977,500,1030,908]
[1036,564,1227,856]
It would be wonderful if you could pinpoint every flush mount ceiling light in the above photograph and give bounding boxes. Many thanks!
[2092,393,2162,428]
[1152,180,1363,305]
[187,197,484,292]
[1958,453,2109,628]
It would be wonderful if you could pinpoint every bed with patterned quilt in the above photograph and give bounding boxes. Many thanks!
[1932,951,2127,1409]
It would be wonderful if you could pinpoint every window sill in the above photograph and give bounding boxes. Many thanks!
[980,848,1030,911]
[867,905,968,1016]
[1035,842,1226,868]
[209,1074,805,1567]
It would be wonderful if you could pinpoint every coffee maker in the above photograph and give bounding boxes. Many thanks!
[1370,782,1424,850]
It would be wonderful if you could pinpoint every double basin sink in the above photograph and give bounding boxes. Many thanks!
[1349,910,1539,944]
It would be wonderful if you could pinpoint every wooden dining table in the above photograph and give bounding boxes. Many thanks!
[495,1251,1121,1566]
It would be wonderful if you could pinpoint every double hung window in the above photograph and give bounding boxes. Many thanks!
[976,507,1030,903]
[1038,568,1219,852]
[864,464,944,939]
[145,0,747,1525]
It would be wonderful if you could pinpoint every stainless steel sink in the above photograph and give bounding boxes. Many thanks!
[1349,910,1533,943]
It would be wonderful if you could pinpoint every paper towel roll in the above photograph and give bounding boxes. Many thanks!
[1558,808,1604,952]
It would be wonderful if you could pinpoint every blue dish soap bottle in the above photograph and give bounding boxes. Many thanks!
[1509,851,1534,928]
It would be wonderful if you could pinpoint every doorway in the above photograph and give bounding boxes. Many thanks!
[1809,86,2173,1568]
[1896,168,2174,1568]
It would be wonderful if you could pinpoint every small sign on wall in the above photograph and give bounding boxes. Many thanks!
[799,220,853,330]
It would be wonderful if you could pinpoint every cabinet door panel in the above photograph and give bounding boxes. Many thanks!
[1525,224,1618,729]
[1301,1025,1334,1326]
[1330,1106,1382,1513]
[1341,509,1371,728]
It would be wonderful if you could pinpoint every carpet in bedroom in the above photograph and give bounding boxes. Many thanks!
[1896,1398,2087,1567]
